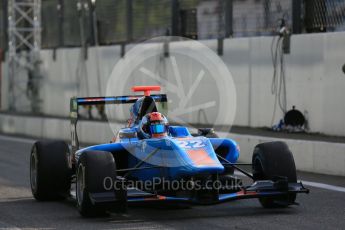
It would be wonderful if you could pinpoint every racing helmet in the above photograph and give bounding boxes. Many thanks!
[140,112,169,138]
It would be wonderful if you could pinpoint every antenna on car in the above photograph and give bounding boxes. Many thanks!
[131,85,161,96]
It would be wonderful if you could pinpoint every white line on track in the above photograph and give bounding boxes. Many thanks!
[301,181,345,193]
[234,171,345,193]
[1,134,345,193]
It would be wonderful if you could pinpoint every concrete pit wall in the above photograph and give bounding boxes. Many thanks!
[2,33,345,136]
[0,113,344,176]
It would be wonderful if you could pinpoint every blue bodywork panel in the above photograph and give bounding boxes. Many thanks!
[76,129,239,182]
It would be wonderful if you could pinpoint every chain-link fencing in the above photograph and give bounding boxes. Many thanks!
[304,0,345,32]
[26,0,345,49]
[232,0,292,37]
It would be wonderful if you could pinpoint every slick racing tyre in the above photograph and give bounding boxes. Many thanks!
[30,141,71,201]
[252,141,297,208]
[76,151,127,217]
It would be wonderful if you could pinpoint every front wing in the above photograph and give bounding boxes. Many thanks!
[87,180,309,205]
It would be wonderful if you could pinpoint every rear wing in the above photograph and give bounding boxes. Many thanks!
[70,94,168,153]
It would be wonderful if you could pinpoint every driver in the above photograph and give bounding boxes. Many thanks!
[140,112,169,139]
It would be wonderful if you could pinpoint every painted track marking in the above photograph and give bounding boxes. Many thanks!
[234,171,345,193]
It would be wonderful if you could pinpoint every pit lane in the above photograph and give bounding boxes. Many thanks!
[0,134,344,230]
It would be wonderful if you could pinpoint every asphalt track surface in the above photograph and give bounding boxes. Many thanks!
[0,134,344,230]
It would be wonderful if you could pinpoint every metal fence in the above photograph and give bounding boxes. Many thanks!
[0,0,6,52]
[38,0,295,48]
[96,0,126,44]
[41,0,60,48]
[39,0,172,48]
[304,0,345,32]
[1,0,345,50]
[232,0,293,37]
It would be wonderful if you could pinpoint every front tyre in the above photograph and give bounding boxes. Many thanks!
[252,141,297,208]
[76,151,126,217]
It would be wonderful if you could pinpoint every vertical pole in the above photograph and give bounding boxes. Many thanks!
[0,48,2,109]
[34,0,41,53]
[225,0,233,37]
[144,0,149,38]
[77,1,87,59]
[88,0,95,46]
[218,0,224,38]
[171,0,179,36]
[91,2,99,46]
[2,0,8,54]
[248,39,252,127]
[91,0,102,96]
[217,0,224,55]
[292,0,302,34]
[57,0,64,47]
[126,0,133,42]
[8,0,15,111]
[264,0,270,30]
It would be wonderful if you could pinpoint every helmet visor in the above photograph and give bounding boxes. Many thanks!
[150,124,166,134]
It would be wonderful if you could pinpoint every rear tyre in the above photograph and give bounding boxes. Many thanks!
[76,151,127,217]
[30,141,71,201]
[252,141,297,208]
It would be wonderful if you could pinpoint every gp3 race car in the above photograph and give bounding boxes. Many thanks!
[30,85,309,217]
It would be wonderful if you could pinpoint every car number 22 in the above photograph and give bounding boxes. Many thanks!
[177,140,206,149]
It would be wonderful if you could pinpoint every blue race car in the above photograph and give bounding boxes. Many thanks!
[30,85,309,217]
